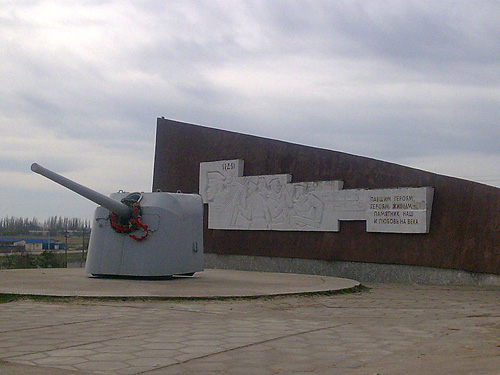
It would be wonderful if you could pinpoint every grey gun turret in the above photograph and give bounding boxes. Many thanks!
[31,163,204,278]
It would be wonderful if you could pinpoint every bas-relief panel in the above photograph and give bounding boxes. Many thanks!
[199,159,434,234]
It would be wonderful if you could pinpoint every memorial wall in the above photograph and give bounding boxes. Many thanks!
[153,118,500,275]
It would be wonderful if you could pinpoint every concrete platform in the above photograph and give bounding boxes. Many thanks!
[0,268,360,298]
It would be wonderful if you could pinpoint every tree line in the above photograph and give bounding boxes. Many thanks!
[0,216,91,236]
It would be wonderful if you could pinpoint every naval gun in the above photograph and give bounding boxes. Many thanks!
[31,163,203,277]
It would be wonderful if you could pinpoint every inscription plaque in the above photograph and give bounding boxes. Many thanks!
[366,188,433,233]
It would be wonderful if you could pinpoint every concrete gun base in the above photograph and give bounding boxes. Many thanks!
[0,268,360,299]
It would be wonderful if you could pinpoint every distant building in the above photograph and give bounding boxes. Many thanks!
[0,238,65,252]
[0,239,26,253]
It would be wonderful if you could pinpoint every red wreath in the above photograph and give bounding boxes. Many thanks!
[109,202,149,241]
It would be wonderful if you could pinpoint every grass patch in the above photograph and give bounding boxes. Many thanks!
[0,284,370,304]
[0,294,20,303]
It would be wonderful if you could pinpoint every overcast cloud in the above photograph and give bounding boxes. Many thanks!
[1,0,499,220]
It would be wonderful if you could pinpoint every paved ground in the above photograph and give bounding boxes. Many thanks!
[0,275,499,374]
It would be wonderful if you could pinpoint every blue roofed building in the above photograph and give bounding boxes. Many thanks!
[0,238,66,252]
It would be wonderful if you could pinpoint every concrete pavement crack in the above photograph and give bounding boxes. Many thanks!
[0,316,121,334]
[135,322,349,374]
[3,330,152,360]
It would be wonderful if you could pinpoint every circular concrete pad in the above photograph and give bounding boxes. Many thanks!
[0,268,359,298]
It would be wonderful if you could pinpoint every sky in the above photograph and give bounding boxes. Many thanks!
[1,0,499,221]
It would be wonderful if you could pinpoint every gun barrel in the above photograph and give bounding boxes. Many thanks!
[31,163,131,217]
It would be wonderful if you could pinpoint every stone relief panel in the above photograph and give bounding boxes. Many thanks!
[199,159,434,233]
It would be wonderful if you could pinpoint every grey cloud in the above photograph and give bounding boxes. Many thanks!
[257,2,500,87]
[1,0,499,222]
[0,156,84,183]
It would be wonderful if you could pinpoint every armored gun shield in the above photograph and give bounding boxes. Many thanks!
[86,191,203,277]
[31,163,203,277]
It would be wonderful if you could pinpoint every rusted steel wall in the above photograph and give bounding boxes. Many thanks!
[153,118,500,275]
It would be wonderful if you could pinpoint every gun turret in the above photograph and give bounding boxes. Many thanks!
[31,163,131,217]
[30,162,204,278]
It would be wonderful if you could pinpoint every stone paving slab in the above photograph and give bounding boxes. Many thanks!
[0,268,359,298]
[0,278,499,374]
